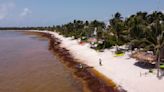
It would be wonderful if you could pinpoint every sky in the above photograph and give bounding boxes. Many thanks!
[0,0,163,27]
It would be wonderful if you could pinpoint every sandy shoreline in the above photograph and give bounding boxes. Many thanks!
[24,31,119,92]
[27,30,164,92]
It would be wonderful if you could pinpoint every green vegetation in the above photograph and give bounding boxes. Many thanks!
[52,11,164,77]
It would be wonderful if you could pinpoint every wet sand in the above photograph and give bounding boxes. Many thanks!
[0,31,82,92]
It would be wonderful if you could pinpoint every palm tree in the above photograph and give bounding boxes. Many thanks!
[126,12,148,50]
[129,11,164,77]
[109,12,124,51]
[90,20,105,28]
[144,26,164,77]
[146,12,164,77]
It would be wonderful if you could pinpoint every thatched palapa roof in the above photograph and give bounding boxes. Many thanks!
[132,51,157,64]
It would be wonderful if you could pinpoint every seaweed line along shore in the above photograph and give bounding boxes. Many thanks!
[26,30,164,92]
[25,31,121,92]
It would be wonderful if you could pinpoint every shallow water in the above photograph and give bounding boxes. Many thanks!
[0,31,82,92]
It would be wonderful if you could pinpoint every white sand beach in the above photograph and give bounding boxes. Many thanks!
[33,30,164,92]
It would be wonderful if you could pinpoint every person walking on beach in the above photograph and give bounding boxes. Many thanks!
[99,58,102,66]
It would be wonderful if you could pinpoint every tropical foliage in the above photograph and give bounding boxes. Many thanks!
[52,11,164,77]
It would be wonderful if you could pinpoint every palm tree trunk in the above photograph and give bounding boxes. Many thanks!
[116,35,119,51]
[157,49,161,77]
